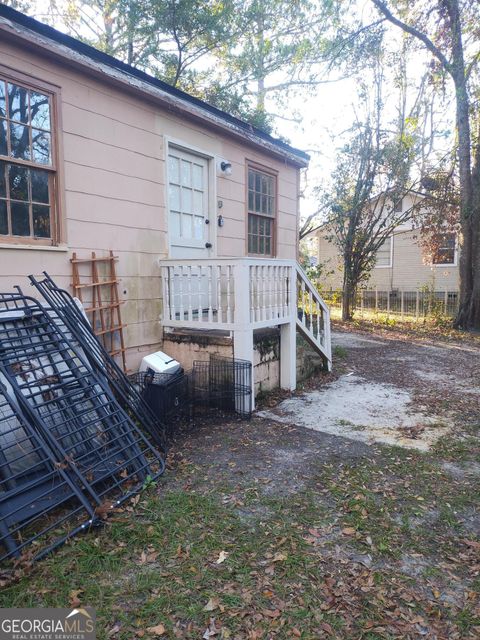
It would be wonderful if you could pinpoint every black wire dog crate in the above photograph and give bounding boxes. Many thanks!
[128,370,190,436]
[190,356,252,419]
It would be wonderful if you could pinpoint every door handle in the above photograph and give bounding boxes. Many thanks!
[205,242,212,249]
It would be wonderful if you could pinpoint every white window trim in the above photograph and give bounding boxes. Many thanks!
[374,235,393,269]
[432,235,458,267]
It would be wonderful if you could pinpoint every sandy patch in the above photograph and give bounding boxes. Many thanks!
[332,333,388,348]
[258,374,450,451]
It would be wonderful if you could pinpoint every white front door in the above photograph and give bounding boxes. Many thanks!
[168,146,211,259]
[167,146,213,317]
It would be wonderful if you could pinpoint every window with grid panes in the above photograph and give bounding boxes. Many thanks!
[0,76,57,244]
[432,233,456,265]
[375,236,392,267]
[247,166,276,256]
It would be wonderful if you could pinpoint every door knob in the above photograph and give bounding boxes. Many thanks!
[205,242,212,249]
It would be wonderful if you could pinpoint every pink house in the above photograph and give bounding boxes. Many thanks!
[0,5,330,402]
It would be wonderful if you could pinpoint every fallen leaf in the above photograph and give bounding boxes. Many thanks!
[146,624,165,636]
[108,623,122,637]
[262,609,280,619]
[203,618,219,638]
[95,501,112,520]
[203,597,220,612]
[69,589,83,607]
[215,551,229,564]
[342,527,356,536]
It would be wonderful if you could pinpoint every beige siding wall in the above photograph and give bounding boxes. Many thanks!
[0,40,300,369]
[317,229,459,292]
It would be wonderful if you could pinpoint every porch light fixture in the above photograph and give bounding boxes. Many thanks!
[220,160,232,175]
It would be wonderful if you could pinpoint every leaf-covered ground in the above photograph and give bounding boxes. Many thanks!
[1,327,479,639]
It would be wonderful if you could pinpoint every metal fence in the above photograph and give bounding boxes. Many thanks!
[322,289,460,319]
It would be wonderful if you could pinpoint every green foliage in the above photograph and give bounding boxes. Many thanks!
[34,0,343,131]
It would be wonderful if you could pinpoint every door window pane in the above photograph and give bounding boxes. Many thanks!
[193,190,203,215]
[181,160,191,186]
[193,215,203,239]
[169,184,180,211]
[168,156,180,184]
[168,150,207,248]
[170,211,181,236]
[182,188,192,214]
[192,163,203,189]
[181,213,193,239]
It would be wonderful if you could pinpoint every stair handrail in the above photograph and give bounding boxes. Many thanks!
[295,262,332,366]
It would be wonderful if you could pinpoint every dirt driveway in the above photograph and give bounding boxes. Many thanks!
[260,329,480,450]
[2,326,479,639]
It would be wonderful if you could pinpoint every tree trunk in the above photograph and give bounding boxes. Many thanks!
[445,0,479,330]
[342,268,356,321]
[372,0,480,330]
[470,134,480,327]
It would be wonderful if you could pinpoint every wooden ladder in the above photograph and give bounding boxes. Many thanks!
[71,250,127,372]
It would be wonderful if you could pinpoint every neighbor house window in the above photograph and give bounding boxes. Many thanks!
[433,233,456,265]
[0,75,57,244]
[375,236,393,267]
[247,165,276,256]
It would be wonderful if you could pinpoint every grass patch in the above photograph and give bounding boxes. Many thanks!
[1,432,479,638]
[333,344,348,359]
[331,311,480,346]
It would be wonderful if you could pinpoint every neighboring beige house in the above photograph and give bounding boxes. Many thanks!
[0,5,331,401]
[310,191,459,293]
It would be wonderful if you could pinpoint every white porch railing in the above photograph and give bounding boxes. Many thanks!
[296,263,332,368]
[159,258,332,389]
